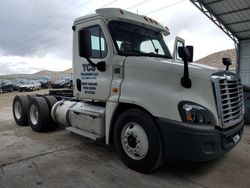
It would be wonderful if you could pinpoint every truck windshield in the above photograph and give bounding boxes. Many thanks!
[108,21,172,58]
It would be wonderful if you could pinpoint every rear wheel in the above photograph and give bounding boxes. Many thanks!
[44,96,58,109]
[27,94,37,100]
[43,95,58,130]
[28,97,50,132]
[12,95,30,126]
[114,108,163,173]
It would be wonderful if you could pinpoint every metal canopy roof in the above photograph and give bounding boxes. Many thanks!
[190,0,250,44]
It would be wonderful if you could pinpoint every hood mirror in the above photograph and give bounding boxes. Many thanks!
[222,58,232,71]
[178,46,194,89]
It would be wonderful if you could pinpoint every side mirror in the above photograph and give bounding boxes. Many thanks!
[222,58,232,71]
[178,46,194,62]
[79,30,92,58]
[178,47,190,60]
[186,46,193,62]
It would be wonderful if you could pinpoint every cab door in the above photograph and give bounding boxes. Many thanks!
[73,19,113,101]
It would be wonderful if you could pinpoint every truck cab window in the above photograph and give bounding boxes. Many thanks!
[81,26,107,58]
[108,21,172,58]
[140,40,164,55]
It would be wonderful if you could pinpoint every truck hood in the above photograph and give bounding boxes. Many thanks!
[121,56,221,123]
[126,57,220,81]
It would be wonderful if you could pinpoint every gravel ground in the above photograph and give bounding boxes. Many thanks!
[0,90,249,188]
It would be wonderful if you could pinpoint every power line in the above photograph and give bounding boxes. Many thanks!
[8,22,70,49]
[126,0,150,10]
[9,32,73,57]
[6,0,81,44]
[145,0,185,15]
[9,0,185,55]
[102,0,118,8]
[8,0,119,53]
[8,0,93,48]
[32,36,72,52]
[30,0,93,34]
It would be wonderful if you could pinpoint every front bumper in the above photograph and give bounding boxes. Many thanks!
[157,118,244,162]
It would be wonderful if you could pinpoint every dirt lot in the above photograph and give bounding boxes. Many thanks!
[0,90,249,188]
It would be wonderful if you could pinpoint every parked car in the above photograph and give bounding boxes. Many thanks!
[62,77,73,88]
[35,76,51,88]
[12,79,28,91]
[68,78,73,89]
[0,80,14,93]
[19,81,41,92]
[51,79,68,89]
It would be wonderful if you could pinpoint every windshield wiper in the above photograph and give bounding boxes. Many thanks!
[145,29,159,55]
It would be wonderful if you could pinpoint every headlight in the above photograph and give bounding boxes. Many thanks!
[178,101,215,125]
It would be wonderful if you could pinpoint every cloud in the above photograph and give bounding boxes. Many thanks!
[0,53,71,75]
[149,1,234,60]
[0,0,76,57]
[0,0,235,74]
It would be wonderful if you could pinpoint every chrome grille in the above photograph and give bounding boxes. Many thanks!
[211,72,244,128]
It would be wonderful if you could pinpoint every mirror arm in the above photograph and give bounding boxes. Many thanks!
[86,57,97,68]
[86,57,105,72]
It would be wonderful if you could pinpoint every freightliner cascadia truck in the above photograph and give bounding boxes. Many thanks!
[12,8,244,173]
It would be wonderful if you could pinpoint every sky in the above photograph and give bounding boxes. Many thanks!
[0,0,235,75]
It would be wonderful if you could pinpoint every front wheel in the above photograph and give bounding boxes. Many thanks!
[114,108,163,173]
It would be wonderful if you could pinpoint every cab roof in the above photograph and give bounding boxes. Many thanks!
[74,8,170,36]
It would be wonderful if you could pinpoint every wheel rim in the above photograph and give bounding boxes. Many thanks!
[30,104,39,125]
[14,101,22,119]
[121,122,149,160]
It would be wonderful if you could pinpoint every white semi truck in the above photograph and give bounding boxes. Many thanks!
[12,8,244,173]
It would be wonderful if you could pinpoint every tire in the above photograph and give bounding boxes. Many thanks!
[28,97,50,132]
[114,108,163,173]
[27,94,37,101]
[12,95,30,126]
[43,96,58,109]
[43,95,58,130]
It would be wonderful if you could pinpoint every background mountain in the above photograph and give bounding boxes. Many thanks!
[32,68,73,77]
[0,48,236,80]
[194,48,236,69]
[0,68,73,81]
